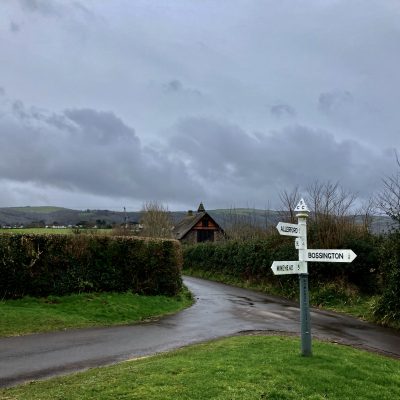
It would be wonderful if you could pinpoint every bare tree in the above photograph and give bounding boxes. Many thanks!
[140,201,173,238]
[305,180,360,248]
[355,197,376,233]
[221,207,270,241]
[306,181,356,218]
[279,186,300,223]
[377,152,400,225]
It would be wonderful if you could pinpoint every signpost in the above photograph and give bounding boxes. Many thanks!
[271,198,357,357]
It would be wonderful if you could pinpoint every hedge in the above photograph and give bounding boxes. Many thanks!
[0,234,183,298]
[373,231,400,323]
[183,233,380,294]
[184,237,295,279]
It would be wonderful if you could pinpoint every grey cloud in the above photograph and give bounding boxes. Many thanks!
[64,109,138,144]
[164,80,183,93]
[18,0,62,16]
[169,117,391,206]
[0,87,5,96]
[163,80,202,97]
[10,22,20,33]
[0,97,396,209]
[45,113,76,132]
[17,0,94,20]
[0,99,201,204]
[270,104,296,118]
[2,1,400,209]
[11,100,74,132]
[318,91,353,115]
[12,100,31,121]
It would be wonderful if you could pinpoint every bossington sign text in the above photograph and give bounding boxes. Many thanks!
[306,249,357,263]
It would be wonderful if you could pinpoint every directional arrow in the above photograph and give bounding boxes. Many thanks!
[276,222,302,237]
[271,261,307,275]
[305,249,357,263]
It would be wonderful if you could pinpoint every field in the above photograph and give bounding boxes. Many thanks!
[1,335,399,399]
[0,228,112,235]
[0,228,74,234]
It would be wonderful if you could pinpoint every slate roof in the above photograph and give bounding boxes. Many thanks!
[172,212,206,240]
[173,202,225,240]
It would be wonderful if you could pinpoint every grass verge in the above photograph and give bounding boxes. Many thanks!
[0,288,193,337]
[1,335,399,399]
[183,268,380,324]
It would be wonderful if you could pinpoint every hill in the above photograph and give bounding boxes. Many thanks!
[0,206,395,233]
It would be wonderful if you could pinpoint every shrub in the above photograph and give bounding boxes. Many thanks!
[310,281,360,307]
[308,232,380,294]
[183,235,296,283]
[373,231,400,324]
[183,231,381,299]
[0,234,182,298]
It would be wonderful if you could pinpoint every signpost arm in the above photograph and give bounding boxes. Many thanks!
[297,210,312,356]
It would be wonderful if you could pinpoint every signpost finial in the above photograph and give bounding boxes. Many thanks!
[294,198,310,217]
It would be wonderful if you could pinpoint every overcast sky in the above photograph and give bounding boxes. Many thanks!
[1,0,399,211]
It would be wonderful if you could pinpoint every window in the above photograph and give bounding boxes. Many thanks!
[197,230,214,242]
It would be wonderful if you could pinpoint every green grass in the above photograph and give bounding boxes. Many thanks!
[0,289,193,337]
[1,336,399,399]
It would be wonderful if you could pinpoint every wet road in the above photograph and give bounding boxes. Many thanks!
[1,276,400,388]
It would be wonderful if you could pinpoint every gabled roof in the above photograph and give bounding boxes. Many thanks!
[172,212,206,240]
[172,202,224,240]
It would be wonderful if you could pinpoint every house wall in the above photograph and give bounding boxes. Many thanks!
[181,230,198,245]
[214,230,225,241]
[181,228,224,244]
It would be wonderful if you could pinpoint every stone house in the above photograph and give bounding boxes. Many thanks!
[172,203,224,244]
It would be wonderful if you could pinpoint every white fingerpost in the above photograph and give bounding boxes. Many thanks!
[272,198,357,357]
[294,198,312,356]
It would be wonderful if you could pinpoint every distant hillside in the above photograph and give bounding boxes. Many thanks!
[0,206,395,233]
[7,206,68,214]
[0,207,137,227]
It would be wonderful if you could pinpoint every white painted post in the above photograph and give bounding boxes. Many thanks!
[295,200,312,356]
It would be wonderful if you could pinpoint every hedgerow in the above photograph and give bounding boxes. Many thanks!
[0,234,182,298]
[183,232,380,295]
[373,231,400,324]
[183,236,298,293]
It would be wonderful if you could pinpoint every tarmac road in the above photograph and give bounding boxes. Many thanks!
[1,276,400,388]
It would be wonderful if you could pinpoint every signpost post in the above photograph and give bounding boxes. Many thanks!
[271,198,357,357]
